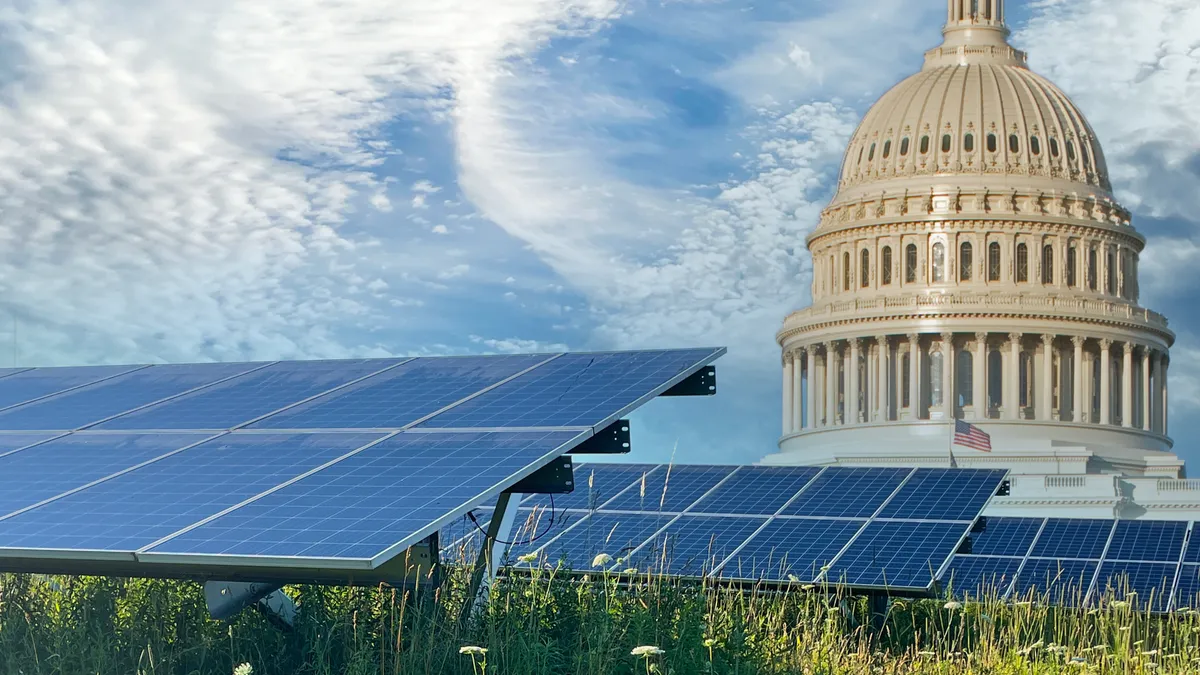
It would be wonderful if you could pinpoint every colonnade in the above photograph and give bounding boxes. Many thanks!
[781,332,1169,436]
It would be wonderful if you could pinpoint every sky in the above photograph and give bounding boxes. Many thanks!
[0,0,1197,467]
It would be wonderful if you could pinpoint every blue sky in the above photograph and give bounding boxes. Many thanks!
[0,0,1197,467]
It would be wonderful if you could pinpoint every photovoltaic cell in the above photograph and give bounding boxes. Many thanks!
[0,363,260,430]
[940,555,1021,599]
[526,512,675,571]
[630,515,765,577]
[877,468,1006,521]
[415,349,719,429]
[95,360,403,431]
[0,365,139,411]
[959,517,1044,557]
[1011,559,1097,605]
[825,520,968,589]
[1029,519,1114,559]
[0,433,384,552]
[520,463,657,511]
[0,434,208,517]
[1093,562,1176,610]
[1174,564,1200,609]
[146,431,583,560]
[602,465,735,513]
[781,467,910,518]
[1184,530,1200,564]
[688,466,820,516]
[0,434,59,456]
[1104,520,1186,562]
[716,518,864,583]
[249,355,548,430]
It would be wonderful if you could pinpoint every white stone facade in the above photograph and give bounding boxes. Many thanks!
[760,0,1197,520]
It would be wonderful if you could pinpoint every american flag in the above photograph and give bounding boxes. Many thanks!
[953,419,992,452]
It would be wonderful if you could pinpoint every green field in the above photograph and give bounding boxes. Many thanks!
[2,556,1198,675]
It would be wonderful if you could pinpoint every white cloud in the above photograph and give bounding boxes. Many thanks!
[438,264,470,280]
[468,335,570,354]
[431,224,449,235]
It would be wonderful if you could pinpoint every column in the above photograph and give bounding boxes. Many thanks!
[941,333,954,418]
[1007,333,1022,420]
[877,336,890,422]
[825,342,838,426]
[1099,339,1112,425]
[866,345,876,422]
[848,339,861,424]
[1121,343,1134,428]
[1040,334,1055,421]
[1163,358,1170,436]
[973,333,987,419]
[1075,241,1086,289]
[1072,336,1084,423]
[908,334,921,420]
[806,347,817,432]
[782,352,794,434]
[1142,347,1152,431]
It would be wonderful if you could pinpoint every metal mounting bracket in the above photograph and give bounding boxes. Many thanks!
[659,366,716,397]
[568,420,631,455]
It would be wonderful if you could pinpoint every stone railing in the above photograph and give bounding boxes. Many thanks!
[998,474,1118,500]
[1045,475,1088,489]
[784,292,1169,331]
[923,43,1028,67]
[1156,479,1200,492]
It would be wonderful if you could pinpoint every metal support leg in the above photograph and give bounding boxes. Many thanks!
[867,593,889,634]
[204,581,296,629]
[459,491,521,626]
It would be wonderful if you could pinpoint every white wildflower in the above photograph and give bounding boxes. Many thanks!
[632,646,665,658]
[1110,600,1129,609]
[459,646,488,656]
[516,552,538,564]
[233,665,253,675]
[943,600,962,610]
[703,638,717,648]
[592,553,613,568]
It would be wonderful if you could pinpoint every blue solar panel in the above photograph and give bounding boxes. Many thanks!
[0,368,30,380]
[716,518,864,582]
[959,517,1044,556]
[781,467,910,518]
[877,468,1005,521]
[1174,564,1200,609]
[1093,562,1176,610]
[1184,529,1200,564]
[521,463,657,511]
[0,434,59,457]
[415,349,719,429]
[0,434,208,518]
[526,512,675,571]
[1012,559,1097,605]
[630,515,765,577]
[940,555,1021,599]
[0,363,260,430]
[602,465,734,513]
[249,355,549,430]
[1029,519,1114,559]
[0,365,139,411]
[1104,521,1186,562]
[0,433,384,552]
[96,360,403,430]
[824,520,968,589]
[144,431,583,560]
[688,466,820,515]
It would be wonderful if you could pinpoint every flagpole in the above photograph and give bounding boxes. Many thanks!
[948,418,957,468]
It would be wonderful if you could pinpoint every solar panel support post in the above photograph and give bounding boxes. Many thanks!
[203,581,296,629]
[459,491,521,627]
[866,593,889,635]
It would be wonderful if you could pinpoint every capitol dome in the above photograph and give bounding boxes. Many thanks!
[764,0,1185,519]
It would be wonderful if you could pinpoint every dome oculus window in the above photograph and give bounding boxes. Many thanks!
[1030,136,1041,155]
[919,135,930,154]
[899,137,910,156]
[882,140,892,159]
[987,133,998,153]
[1066,141,1077,161]
[942,134,953,152]
[1049,137,1060,157]
[963,133,974,152]
[1009,134,1020,153]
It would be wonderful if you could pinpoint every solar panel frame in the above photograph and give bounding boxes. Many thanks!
[518,511,681,572]
[1092,561,1177,610]
[1173,563,1200,609]
[713,517,866,583]
[0,365,148,414]
[940,554,1023,599]
[1011,558,1100,606]
[822,520,973,590]
[624,514,767,577]
[686,466,822,516]
[601,465,738,514]
[957,517,1046,557]
[1028,518,1116,560]
[780,467,913,519]
[1104,520,1187,563]
[876,468,1008,522]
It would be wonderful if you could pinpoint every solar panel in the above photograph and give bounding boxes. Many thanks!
[958,517,1044,556]
[824,521,968,589]
[687,466,820,516]
[630,515,765,577]
[526,512,676,571]
[415,349,721,429]
[248,355,548,430]
[877,468,1006,522]
[0,434,60,457]
[940,555,1021,599]
[0,433,385,553]
[1174,564,1200,609]
[0,365,140,411]
[601,465,735,513]
[1092,562,1176,610]
[716,518,864,583]
[519,463,658,512]
[1028,518,1114,559]
[1104,520,1187,562]
[0,363,262,430]
[142,431,586,562]
[780,467,910,518]
[95,360,404,431]
[1011,559,1097,605]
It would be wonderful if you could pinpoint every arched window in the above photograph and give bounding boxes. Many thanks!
[1016,243,1029,283]
[881,246,893,285]
[882,140,892,159]
[1087,248,1098,290]
[868,143,876,161]
[920,135,930,154]
[1050,137,1060,157]
[861,249,870,288]
[942,134,953,152]
[987,133,998,153]
[964,133,975,152]
[960,242,973,281]
[899,137,910,156]
[1042,244,1054,284]
[932,242,946,283]
[1081,144,1091,168]
[1106,249,1116,294]
[957,350,974,408]
[843,251,851,291]
[1030,136,1041,155]
[1067,244,1078,287]
[905,244,918,283]
[1009,134,1020,153]
[1067,141,1077,161]
[857,146,864,166]
[988,242,1001,281]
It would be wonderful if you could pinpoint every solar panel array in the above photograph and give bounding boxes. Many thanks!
[0,349,722,580]
[441,463,1009,593]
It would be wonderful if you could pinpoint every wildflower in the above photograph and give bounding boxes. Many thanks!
[801,584,815,591]
[459,646,488,656]
[632,646,665,658]
[703,638,717,648]
[233,665,253,675]
[787,574,800,582]
[1110,600,1129,609]
[516,552,538,564]
[623,567,638,574]
[592,553,613,568]
[943,600,963,610]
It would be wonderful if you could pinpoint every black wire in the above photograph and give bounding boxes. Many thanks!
[467,492,558,546]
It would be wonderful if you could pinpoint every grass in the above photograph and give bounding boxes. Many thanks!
[4,552,1200,675]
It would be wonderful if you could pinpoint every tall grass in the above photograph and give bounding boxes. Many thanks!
[3,557,1200,674]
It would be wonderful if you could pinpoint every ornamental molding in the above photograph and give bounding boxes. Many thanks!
[991,498,1120,507]
[810,215,1144,250]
